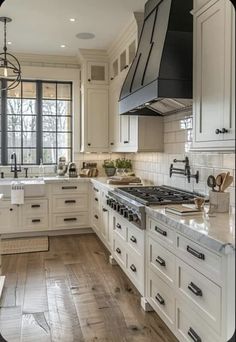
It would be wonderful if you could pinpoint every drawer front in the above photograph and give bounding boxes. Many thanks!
[176,302,220,342]
[147,217,175,248]
[176,234,222,283]
[114,216,127,241]
[23,199,48,215]
[52,182,88,194]
[92,193,100,211]
[23,216,48,231]
[127,225,144,256]
[148,236,175,287]
[92,210,101,233]
[177,259,221,332]
[148,269,175,326]
[127,250,144,294]
[113,234,126,267]
[52,194,88,213]
[52,212,89,229]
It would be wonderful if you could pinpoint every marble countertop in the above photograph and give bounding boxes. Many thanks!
[146,205,235,255]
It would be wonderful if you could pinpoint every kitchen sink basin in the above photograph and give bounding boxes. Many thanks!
[0,179,46,198]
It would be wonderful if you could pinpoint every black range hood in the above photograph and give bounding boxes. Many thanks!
[119,0,193,116]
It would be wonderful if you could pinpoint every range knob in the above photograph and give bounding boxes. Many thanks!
[128,210,135,222]
[119,205,125,215]
[116,203,121,212]
[113,201,118,210]
[123,209,129,218]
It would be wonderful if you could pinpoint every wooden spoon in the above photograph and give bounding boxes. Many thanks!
[221,175,233,192]
[215,173,226,192]
[220,172,230,192]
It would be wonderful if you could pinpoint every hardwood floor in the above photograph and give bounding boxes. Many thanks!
[0,234,178,342]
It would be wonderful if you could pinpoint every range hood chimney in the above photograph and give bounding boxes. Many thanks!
[119,0,193,116]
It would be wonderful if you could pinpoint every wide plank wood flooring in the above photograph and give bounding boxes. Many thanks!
[0,234,178,342]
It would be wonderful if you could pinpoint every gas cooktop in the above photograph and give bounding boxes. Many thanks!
[115,185,203,206]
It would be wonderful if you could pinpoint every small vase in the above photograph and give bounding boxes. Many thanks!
[105,167,116,177]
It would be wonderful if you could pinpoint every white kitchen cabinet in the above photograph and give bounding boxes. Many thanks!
[0,202,19,234]
[79,49,109,152]
[145,214,235,342]
[193,0,235,151]
[87,61,108,85]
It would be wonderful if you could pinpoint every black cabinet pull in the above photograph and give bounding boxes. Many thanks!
[188,282,203,297]
[88,78,91,82]
[88,143,91,146]
[116,248,121,254]
[110,77,114,81]
[156,256,166,267]
[65,200,76,204]
[124,65,129,69]
[130,264,136,272]
[94,215,99,220]
[93,187,99,192]
[102,208,108,212]
[187,246,205,260]
[32,219,41,223]
[110,142,114,145]
[9,208,13,211]
[130,236,137,243]
[155,293,165,305]
[62,186,77,190]
[116,223,121,229]
[95,198,98,202]
[31,204,40,208]
[188,327,202,342]
[155,226,167,237]
[123,141,129,144]
[64,218,77,222]
[215,128,229,135]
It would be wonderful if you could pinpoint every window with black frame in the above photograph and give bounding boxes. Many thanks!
[0,80,72,165]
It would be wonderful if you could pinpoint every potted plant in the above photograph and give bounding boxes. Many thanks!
[102,159,116,177]
[115,158,132,176]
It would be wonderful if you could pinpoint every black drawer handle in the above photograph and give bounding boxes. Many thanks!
[116,248,121,254]
[123,141,129,144]
[102,208,108,212]
[31,204,40,208]
[62,186,77,190]
[155,226,167,237]
[187,246,205,260]
[32,219,41,223]
[156,256,166,267]
[65,200,76,204]
[116,223,121,229]
[188,327,202,342]
[130,236,137,243]
[95,198,98,202]
[64,218,77,222]
[188,282,203,297]
[94,215,99,220]
[155,293,165,305]
[93,187,99,192]
[130,264,137,272]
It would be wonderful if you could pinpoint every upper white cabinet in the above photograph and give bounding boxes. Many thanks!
[80,49,109,152]
[87,61,108,85]
[193,0,235,151]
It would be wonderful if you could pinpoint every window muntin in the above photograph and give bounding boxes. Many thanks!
[0,80,72,165]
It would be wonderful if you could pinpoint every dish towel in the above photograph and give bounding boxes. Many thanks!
[11,181,24,205]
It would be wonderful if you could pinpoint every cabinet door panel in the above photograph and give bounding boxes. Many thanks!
[87,88,109,151]
[195,0,225,142]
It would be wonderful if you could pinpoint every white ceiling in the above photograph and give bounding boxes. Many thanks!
[0,0,146,57]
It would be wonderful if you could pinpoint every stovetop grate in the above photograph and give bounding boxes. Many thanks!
[115,186,204,206]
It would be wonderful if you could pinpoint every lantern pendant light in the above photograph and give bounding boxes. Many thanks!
[0,17,21,91]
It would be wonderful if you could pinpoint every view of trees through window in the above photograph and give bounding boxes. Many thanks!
[0,80,72,165]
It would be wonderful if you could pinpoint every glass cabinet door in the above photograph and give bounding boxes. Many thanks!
[87,62,108,85]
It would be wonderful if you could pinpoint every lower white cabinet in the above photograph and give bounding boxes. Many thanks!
[0,202,19,234]
[112,214,145,295]
[22,199,49,232]
[146,214,235,342]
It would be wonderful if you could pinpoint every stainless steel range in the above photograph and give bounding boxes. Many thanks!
[107,186,205,230]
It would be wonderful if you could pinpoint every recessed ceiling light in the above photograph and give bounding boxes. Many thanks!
[7,41,12,45]
[76,32,95,40]
[60,44,66,48]
[69,18,76,22]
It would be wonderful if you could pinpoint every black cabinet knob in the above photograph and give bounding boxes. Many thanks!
[221,128,228,133]
[88,143,91,146]
[88,78,91,82]
[215,128,229,134]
